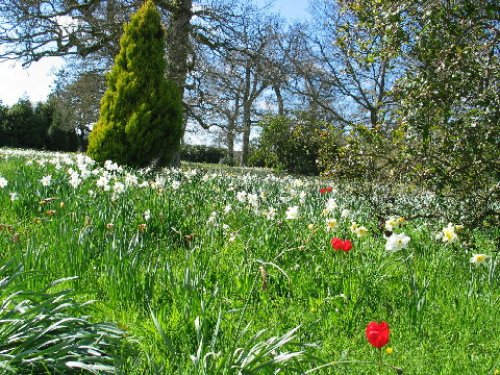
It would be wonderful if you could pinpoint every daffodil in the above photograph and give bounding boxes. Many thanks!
[40,175,52,187]
[354,226,369,238]
[442,223,458,243]
[324,198,337,213]
[340,209,351,218]
[385,233,410,252]
[285,206,299,220]
[236,191,247,203]
[385,216,404,231]
[350,221,359,233]
[325,218,337,232]
[470,254,489,267]
[265,207,276,220]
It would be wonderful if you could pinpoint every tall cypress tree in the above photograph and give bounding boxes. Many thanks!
[87,0,183,167]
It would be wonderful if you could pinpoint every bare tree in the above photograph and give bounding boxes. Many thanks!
[0,0,138,64]
[286,0,400,129]
[186,3,284,165]
[51,62,105,150]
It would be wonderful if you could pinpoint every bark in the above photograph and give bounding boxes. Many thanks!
[164,0,192,97]
[273,84,284,116]
[226,121,236,165]
[241,63,252,167]
[163,0,192,168]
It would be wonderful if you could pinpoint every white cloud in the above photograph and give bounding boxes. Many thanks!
[0,57,64,105]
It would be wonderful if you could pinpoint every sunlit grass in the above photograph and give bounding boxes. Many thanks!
[0,148,498,374]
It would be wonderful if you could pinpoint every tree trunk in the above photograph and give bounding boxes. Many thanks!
[226,121,235,166]
[273,84,284,116]
[241,64,252,166]
[164,0,192,168]
[164,0,192,96]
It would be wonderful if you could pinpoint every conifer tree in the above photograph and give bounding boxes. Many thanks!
[87,0,183,167]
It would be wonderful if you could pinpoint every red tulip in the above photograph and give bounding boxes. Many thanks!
[319,186,333,194]
[331,237,353,252]
[341,239,352,251]
[365,321,390,348]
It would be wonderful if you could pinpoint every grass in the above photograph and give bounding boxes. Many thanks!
[0,147,498,374]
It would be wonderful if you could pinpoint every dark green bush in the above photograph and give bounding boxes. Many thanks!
[46,125,80,152]
[251,114,339,175]
[180,144,226,164]
[0,99,49,149]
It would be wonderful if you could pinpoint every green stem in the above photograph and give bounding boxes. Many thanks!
[378,347,383,373]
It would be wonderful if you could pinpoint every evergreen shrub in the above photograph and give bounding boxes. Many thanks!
[87,0,183,168]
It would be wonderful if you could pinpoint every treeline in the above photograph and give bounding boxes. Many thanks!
[0,98,81,152]
[0,0,498,225]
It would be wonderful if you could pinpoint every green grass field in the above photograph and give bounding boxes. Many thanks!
[0,148,498,374]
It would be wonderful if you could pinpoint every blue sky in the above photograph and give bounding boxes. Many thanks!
[266,0,310,22]
[0,0,309,106]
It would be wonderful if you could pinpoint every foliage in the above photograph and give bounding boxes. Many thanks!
[393,1,499,195]
[0,99,46,149]
[87,0,183,168]
[0,98,79,152]
[318,0,500,226]
[180,144,226,164]
[0,262,123,374]
[251,114,339,175]
[46,125,80,152]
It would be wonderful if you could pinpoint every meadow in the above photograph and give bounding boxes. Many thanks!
[0,148,498,374]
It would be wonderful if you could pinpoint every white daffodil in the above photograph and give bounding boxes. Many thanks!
[470,254,489,267]
[69,172,82,188]
[113,182,125,195]
[324,198,337,213]
[206,211,217,225]
[125,173,138,187]
[247,193,259,208]
[104,160,119,171]
[354,226,369,238]
[385,216,404,231]
[229,232,237,242]
[299,191,307,204]
[40,175,52,187]
[0,176,8,188]
[385,233,411,252]
[96,174,110,189]
[285,206,299,220]
[325,218,337,232]
[350,221,359,233]
[340,209,351,219]
[265,207,276,220]
[236,191,247,203]
[442,223,458,243]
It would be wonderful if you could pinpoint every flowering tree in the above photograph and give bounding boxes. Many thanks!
[319,0,499,226]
